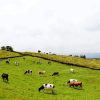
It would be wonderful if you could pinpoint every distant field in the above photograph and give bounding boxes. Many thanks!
[0,56,100,100]
[1,50,100,69]
[22,52,100,69]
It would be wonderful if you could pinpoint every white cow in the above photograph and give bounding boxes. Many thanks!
[14,61,19,66]
[38,71,46,75]
[69,68,76,73]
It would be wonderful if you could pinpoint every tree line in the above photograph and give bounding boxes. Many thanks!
[1,46,14,52]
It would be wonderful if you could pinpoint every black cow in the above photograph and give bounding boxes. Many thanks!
[52,72,59,76]
[48,61,51,64]
[37,61,42,64]
[1,73,9,82]
[6,60,9,64]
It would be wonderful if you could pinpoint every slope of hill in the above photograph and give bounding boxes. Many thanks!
[0,50,100,70]
[0,50,21,59]
[22,52,100,70]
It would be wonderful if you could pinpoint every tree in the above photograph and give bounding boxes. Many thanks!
[1,46,6,50]
[80,55,86,59]
[38,50,41,53]
[6,46,13,52]
[1,46,13,52]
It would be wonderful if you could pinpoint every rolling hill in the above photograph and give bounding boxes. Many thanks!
[0,50,100,100]
[0,50,100,70]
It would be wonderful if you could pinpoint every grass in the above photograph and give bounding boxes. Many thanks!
[0,50,21,59]
[0,56,100,100]
[1,50,100,69]
[22,52,100,69]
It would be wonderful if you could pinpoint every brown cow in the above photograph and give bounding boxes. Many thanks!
[69,81,82,88]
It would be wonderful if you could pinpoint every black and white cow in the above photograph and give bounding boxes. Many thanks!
[24,70,32,75]
[38,83,55,94]
[14,61,19,66]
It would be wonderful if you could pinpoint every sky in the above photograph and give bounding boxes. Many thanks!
[0,0,100,54]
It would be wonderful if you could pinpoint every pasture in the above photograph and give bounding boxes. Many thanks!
[0,56,100,100]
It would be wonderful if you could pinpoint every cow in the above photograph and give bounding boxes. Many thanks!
[6,60,9,64]
[37,61,42,64]
[38,71,46,75]
[69,68,76,73]
[38,83,55,94]
[48,61,51,64]
[14,61,19,66]
[24,70,32,75]
[1,73,9,82]
[69,81,82,89]
[52,72,59,76]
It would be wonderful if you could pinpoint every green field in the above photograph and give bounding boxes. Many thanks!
[0,56,100,100]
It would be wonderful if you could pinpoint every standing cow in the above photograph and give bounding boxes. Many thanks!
[38,71,46,75]
[24,70,32,75]
[1,73,9,82]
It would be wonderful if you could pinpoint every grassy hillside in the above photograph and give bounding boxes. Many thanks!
[22,52,100,70]
[0,50,100,69]
[0,56,100,100]
[0,50,21,59]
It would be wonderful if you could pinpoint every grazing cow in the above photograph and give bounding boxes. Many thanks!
[67,79,78,84]
[23,57,25,60]
[38,71,46,75]
[52,72,59,76]
[14,61,19,66]
[38,83,55,94]
[48,61,51,64]
[69,68,76,73]
[37,61,42,64]
[24,70,32,75]
[1,73,9,82]
[69,81,82,88]
[6,60,9,64]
